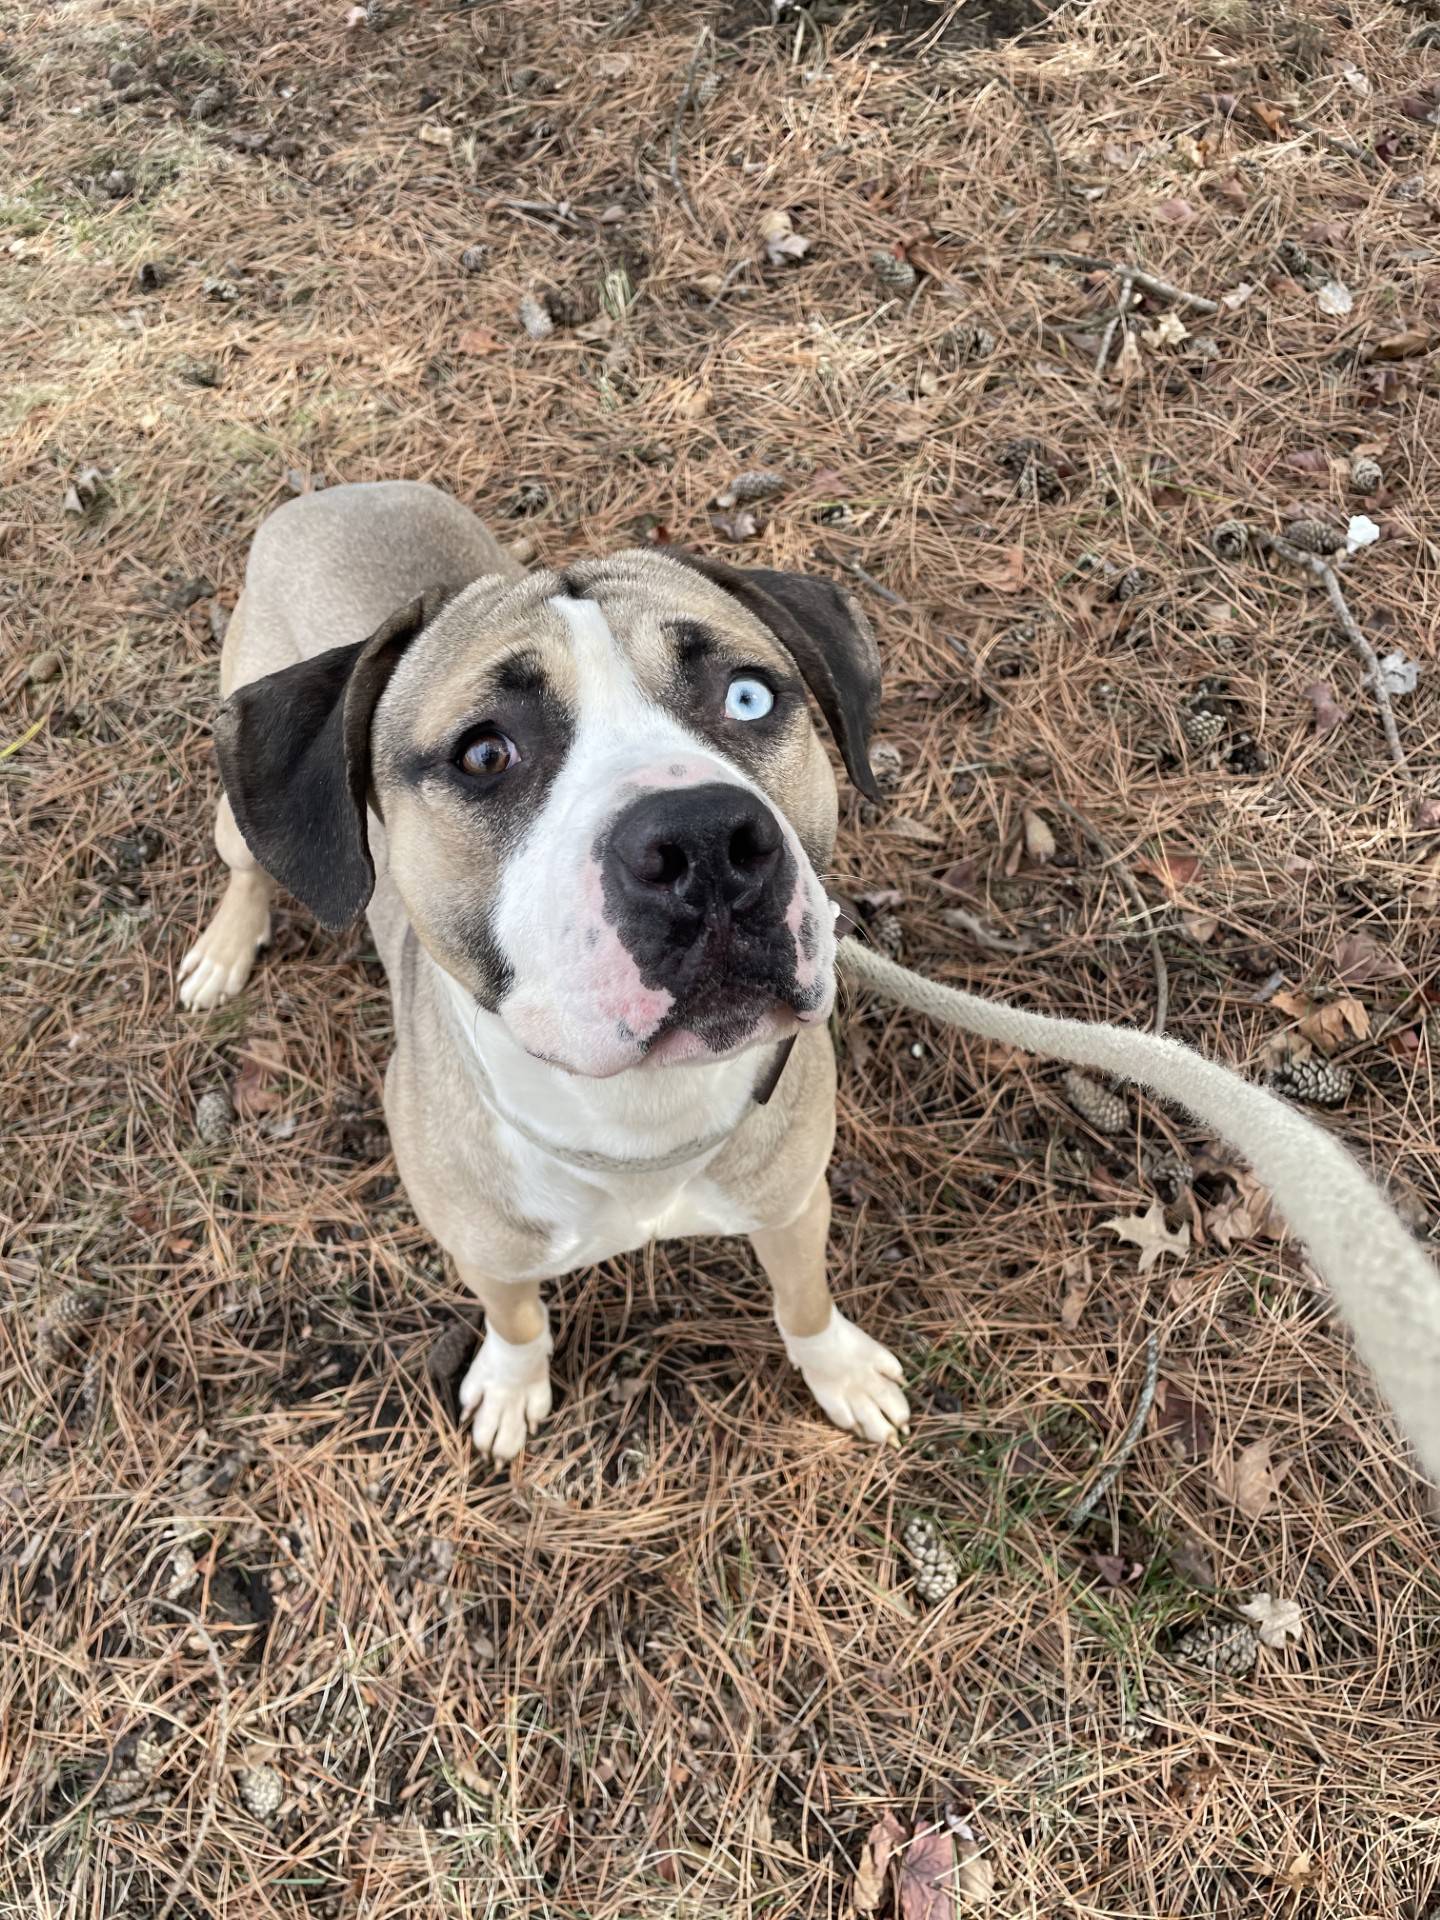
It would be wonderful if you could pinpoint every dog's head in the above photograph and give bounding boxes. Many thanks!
[215,550,881,1077]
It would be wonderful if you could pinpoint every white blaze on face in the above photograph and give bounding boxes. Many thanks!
[491,595,836,1077]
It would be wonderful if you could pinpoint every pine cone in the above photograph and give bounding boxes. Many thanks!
[238,1763,284,1822]
[508,479,550,517]
[1063,1070,1129,1135]
[1268,1058,1353,1106]
[1274,237,1317,285]
[998,438,1063,503]
[869,740,904,791]
[1224,730,1269,775]
[1349,455,1382,494]
[518,293,555,341]
[39,1288,101,1353]
[935,322,997,366]
[195,1088,233,1147]
[1166,1615,1259,1676]
[1210,519,1251,560]
[1110,566,1153,603]
[1182,705,1228,749]
[1282,518,1345,556]
[872,911,903,958]
[901,1515,961,1605]
[134,1733,167,1778]
[869,248,917,293]
[725,469,786,503]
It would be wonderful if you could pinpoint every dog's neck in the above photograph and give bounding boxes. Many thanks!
[435,966,764,1170]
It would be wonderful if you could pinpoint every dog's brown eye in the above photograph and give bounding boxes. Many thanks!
[459,732,520,778]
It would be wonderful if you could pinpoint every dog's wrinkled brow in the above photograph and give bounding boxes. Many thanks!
[665,618,719,664]
[492,649,550,696]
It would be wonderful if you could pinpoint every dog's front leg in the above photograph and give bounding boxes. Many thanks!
[751,1178,910,1446]
[454,1267,554,1464]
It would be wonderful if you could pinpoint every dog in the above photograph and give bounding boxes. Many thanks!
[181,480,908,1461]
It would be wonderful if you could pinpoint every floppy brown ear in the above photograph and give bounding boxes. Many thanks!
[213,591,445,931]
[671,553,883,800]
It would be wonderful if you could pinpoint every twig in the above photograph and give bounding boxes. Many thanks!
[1039,792,1170,1036]
[970,66,1067,206]
[817,547,908,608]
[1066,1331,1160,1528]
[940,908,1031,955]
[1293,119,1381,172]
[1022,247,1221,316]
[668,27,710,236]
[484,196,585,228]
[1253,531,1406,769]
[151,1605,231,1920]
[1094,271,1135,377]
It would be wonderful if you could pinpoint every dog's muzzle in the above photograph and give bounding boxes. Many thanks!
[600,782,807,1018]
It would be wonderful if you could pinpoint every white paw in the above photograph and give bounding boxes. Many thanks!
[178,887,271,1010]
[459,1324,554,1464]
[779,1308,909,1446]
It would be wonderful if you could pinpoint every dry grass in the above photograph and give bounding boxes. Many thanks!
[4,0,1440,1914]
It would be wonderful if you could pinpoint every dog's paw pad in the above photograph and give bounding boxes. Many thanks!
[459,1329,553,1464]
[782,1310,910,1447]
[178,882,271,1011]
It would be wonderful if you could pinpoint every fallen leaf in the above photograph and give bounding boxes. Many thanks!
[712,509,759,540]
[1047,1342,1095,1390]
[1297,995,1369,1052]
[1379,651,1419,697]
[417,121,453,147]
[1372,326,1436,361]
[939,1814,994,1905]
[1181,911,1220,943]
[977,544,1025,594]
[1142,311,1190,349]
[1239,1591,1305,1648]
[1022,808,1056,863]
[1345,513,1380,553]
[1215,174,1249,207]
[1091,1551,1141,1586]
[1168,1531,1217,1588]
[1102,1200,1190,1274]
[1317,280,1353,318]
[1413,796,1440,832]
[1305,681,1347,736]
[1159,1382,1213,1451]
[889,815,944,846]
[899,1825,956,1920]
[1215,1435,1289,1519]
[456,326,504,356]
[233,1037,286,1118]
[1339,59,1371,95]
[1303,218,1349,248]
[1155,196,1198,225]
[1333,931,1405,985]
[759,208,811,267]
[1059,1254,1091,1331]
[1137,847,1200,892]
[1267,1853,1318,1893]
[1204,1169,1281,1249]
[1285,447,1331,473]
[1253,100,1292,138]
[1109,328,1144,385]
[854,1812,906,1914]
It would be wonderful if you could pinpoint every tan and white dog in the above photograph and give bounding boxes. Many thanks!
[182,480,907,1462]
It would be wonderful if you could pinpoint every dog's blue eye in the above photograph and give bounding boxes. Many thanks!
[724,676,774,722]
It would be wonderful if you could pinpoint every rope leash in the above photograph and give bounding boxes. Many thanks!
[837,940,1440,1489]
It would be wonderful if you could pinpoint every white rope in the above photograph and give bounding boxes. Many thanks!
[838,940,1440,1488]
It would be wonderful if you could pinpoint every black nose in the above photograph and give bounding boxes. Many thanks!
[609,783,783,921]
